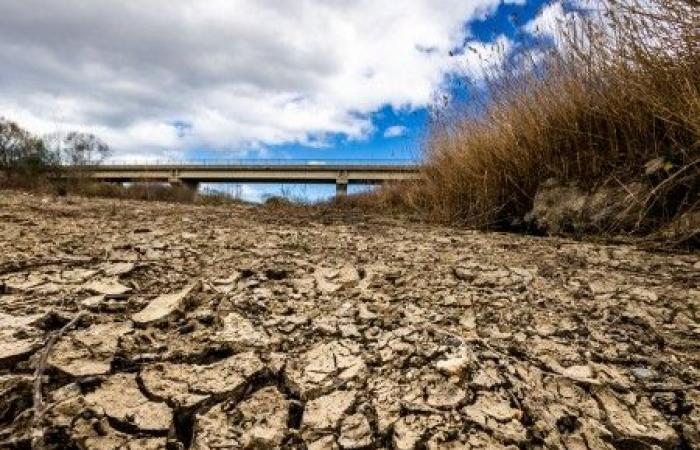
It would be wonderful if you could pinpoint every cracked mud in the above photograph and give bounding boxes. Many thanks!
[0,191,698,449]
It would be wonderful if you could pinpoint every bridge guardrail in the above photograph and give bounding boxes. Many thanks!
[61,159,421,167]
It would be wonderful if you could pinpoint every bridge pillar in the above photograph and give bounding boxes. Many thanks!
[336,171,349,199]
[336,181,348,198]
[169,178,200,192]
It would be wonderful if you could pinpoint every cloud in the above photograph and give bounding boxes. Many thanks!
[383,125,408,138]
[524,1,569,37]
[0,0,508,158]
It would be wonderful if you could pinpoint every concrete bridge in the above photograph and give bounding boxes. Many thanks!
[68,160,421,197]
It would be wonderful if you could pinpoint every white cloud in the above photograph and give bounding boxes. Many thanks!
[524,1,569,38]
[383,125,408,138]
[0,0,508,158]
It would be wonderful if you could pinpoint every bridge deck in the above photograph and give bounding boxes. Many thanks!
[65,161,421,196]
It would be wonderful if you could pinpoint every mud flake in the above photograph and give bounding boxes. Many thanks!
[0,312,45,367]
[132,282,198,325]
[83,279,132,298]
[84,373,172,432]
[192,386,289,450]
[595,388,676,446]
[141,351,265,408]
[392,415,442,450]
[71,415,166,450]
[101,262,136,277]
[434,355,472,377]
[463,393,526,444]
[338,413,373,449]
[302,390,356,440]
[426,382,468,409]
[308,435,339,450]
[213,312,271,350]
[48,322,132,377]
[286,341,365,399]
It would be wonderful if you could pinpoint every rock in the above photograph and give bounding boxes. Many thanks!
[302,390,356,440]
[141,352,265,408]
[286,341,366,399]
[48,322,132,377]
[83,279,132,298]
[84,373,172,432]
[192,386,290,450]
[132,282,198,325]
[338,413,373,449]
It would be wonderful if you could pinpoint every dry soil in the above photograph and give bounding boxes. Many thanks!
[0,191,698,449]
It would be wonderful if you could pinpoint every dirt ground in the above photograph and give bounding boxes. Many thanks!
[0,190,698,450]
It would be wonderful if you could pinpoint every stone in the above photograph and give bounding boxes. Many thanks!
[132,282,198,325]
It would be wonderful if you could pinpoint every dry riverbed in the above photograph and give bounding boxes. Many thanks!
[0,191,698,449]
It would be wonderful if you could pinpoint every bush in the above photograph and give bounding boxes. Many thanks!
[0,119,56,187]
[399,0,699,232]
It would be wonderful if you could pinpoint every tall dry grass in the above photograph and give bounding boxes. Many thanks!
[403,0,699,230]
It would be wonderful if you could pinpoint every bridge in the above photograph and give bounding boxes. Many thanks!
[67,159,421,197]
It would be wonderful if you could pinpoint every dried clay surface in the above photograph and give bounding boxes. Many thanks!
[0,191,698,449]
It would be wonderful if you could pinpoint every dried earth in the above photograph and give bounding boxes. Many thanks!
[0,190,698,450]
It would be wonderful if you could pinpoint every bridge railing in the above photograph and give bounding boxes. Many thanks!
[65,158,420,167]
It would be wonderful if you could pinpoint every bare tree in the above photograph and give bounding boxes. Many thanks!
[45,131,111,166]
[0,118,48,169]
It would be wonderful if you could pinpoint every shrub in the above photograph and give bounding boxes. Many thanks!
[402,0,699,231]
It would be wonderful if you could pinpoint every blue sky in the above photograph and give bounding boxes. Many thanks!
[0,0,561,202]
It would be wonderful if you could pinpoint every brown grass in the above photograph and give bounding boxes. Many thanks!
[385,0,699,231]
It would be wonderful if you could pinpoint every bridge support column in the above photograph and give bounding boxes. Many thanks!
[169,178,199,192]
[336,181,348,198]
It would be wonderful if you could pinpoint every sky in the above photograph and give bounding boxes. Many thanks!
[0,0,569,201]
